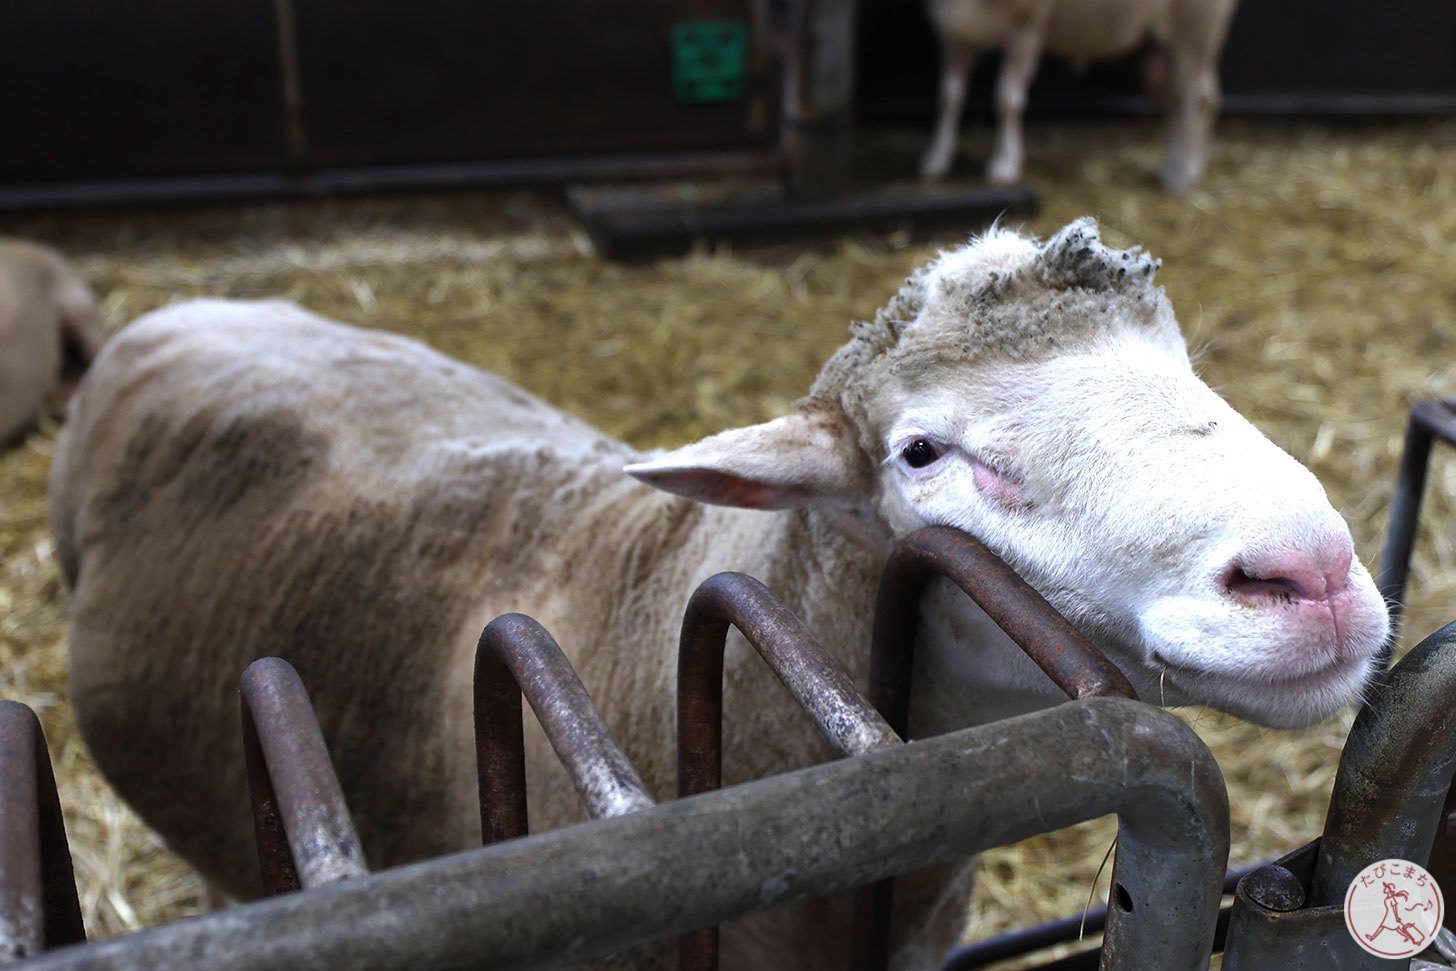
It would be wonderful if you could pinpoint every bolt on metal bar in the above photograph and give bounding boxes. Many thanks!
[860,526,1136,971]
[0,703,84,963]
[475,613,654,847]
[239,658,368,895]
[869,526,1136,740]
[13,698,1228,971]
[1220,842,1346,971]
[1376,397,1456,670]
[676,571,901,971]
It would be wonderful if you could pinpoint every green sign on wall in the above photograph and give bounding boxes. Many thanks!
[670,21,749,103]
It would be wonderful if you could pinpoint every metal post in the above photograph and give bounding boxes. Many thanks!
[0,704,84,962]
[781,0,856,198]
[1376,398,1456,669]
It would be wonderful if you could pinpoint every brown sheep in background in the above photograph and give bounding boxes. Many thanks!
[0,239,106,444]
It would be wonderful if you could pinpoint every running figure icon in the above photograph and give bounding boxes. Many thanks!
[1366,881,1429,948]
[1345,859,1444,959]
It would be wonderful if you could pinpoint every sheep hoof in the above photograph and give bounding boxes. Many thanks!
[918,154,953,182]
[985,158,1020,187]
[1159,160,1201,196]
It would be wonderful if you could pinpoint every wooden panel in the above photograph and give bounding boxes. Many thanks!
[291,0,774,167]
[0,0,288,183]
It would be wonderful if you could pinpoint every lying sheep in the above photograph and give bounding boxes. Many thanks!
[0,239,106,444]
[51,218,1388,970]
[919,0,1239,193]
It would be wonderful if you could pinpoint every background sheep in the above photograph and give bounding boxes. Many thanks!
[0,118,1449,958]
[49,218,1387,969]
[0,239,105,445]
[919,0,1239,192]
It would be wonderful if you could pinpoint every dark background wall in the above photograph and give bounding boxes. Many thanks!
[2,0,1452,189]
[857,0,1456,122]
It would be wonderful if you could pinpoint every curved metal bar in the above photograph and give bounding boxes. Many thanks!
[474,613,653,847]
[1376,397,1456,669]
[0,702,84,961]
[240,658,368,895]
[869,525,1136,740]
[676,572,901,971]
[1308,619,1456,906]
[17,699,1229,971]
[677,571,900,797]
[860,527,1135,971]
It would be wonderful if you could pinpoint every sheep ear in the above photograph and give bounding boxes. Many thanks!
[625,406,870,510]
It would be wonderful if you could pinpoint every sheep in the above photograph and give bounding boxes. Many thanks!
[918,0,1239,193]
[50,218,1388,971]
[0,239,106,445]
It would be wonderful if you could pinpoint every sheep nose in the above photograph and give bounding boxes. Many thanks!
[1223,545,1352,605]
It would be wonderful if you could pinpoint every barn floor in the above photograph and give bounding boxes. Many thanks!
[1,116,1454,965]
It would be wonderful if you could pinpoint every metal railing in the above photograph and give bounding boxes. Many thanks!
[9,698,1229,971]
[4,510,1455,970]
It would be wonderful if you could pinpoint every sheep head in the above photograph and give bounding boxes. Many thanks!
[627,218,1389,730]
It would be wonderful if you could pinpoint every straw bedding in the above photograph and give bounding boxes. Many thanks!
[0,117,1452,962]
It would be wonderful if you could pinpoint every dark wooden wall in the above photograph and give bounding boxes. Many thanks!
[0,0,771,187]
[1,1,1452,191]
[1,0,289,183]
[292,0,772,168]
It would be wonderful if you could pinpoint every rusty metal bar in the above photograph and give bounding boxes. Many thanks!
[13,698,1228,971]
[239,658,368,895]
[870,526,1137,740]
[676,571,901,971]
[859,526,1136,971]
[677,571,901,796]
[1377,397,1456,668]
[0,703,84,963]
[475,613,653,847]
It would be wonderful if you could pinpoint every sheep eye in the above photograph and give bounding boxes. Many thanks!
[901,439,942,469]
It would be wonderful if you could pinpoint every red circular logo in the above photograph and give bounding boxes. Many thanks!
[1344,858,1444,958]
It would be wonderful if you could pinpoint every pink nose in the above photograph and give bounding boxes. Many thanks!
[1224,546,1353,605]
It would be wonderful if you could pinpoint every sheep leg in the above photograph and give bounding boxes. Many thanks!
[1159,47,1219,195]
[919,42,975,181]
[986,29,1042,186]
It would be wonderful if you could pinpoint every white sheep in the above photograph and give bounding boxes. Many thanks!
[919,0,1239,193]
[50,219,1387,970]
[0,239,106,444]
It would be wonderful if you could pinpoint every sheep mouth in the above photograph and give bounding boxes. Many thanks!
[1150,651,1368,697]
